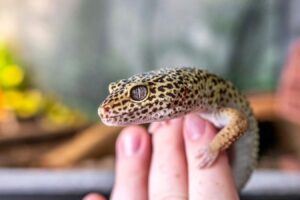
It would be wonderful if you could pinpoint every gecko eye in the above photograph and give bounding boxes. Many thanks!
[129,85,148,101]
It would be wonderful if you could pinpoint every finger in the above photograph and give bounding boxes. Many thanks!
[111,126,151,200]
[149,118,188,200]
[83,193,106,200]
[183,114,239,200]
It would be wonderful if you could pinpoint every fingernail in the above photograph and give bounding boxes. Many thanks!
[82,193,102,200]
[185,114,206,140]
[122,133,141,156]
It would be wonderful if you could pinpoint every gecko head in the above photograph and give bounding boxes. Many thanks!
[98,68,195,126]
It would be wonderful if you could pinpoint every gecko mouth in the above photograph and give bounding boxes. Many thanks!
[99,106,185,126]
[101,112,135,120]
[100,115,121,126]
[101,112,152,126]
[98,106,126,121]
[99,111,137,126]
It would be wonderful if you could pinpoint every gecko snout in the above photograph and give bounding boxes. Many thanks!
[98,105,111,118]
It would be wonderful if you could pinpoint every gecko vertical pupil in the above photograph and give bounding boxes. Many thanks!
[130,85,148,101]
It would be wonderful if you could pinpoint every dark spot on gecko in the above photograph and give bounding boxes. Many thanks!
[166,93,175,98]
[112,103,121,108]
[141,109,148,114]
[159,94,165,98]
[112,110,118,114]
[212,79,217,85]
[107,99,113,104]
[158,86,165,92]
[148,103,154,108]
[220,89,226,94]
[153,75,166,83]
[150,88,156,93]
[166,83,173,89]
[148,95,156,101]
[122,100,129,105]
[127,112,134,116]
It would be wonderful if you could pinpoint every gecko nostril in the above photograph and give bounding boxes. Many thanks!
[98,106,111,118]
[103,106,110,112]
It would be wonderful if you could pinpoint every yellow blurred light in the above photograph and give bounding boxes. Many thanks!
[0,65,24,88]
[44,101,85,126]
[4,90,23,109]
[4,90,44,118]
[18,90,44,118]
[0,89,4,106]
[0,58,7,68]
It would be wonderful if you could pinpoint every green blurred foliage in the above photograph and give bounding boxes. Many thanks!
[0,42,86,126]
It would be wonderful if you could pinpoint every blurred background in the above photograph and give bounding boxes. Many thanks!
[0,0,300,199]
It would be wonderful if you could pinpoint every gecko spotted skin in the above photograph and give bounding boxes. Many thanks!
[98,67,259,190]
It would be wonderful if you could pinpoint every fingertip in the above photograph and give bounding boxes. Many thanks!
[184,114,217,144]
[149,117,183,134]
[149,117,188,198]
[112,125,151,200]
[83,193,106,200]
[121,125,148,134]
[183,113,229,168]
[116,125,150,157]
[118,125,148,143]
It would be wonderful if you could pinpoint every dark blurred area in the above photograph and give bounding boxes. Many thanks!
[1,0,300,199]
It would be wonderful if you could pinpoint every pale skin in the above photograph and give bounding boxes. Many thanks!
[83,114,239,200]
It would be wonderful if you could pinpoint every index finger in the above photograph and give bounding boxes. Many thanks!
[183,114,239,200]
[149,118,188,200]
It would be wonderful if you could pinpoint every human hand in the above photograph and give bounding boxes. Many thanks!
[84,113,239,200]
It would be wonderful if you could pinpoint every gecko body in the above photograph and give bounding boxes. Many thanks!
[98,67,259,190]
